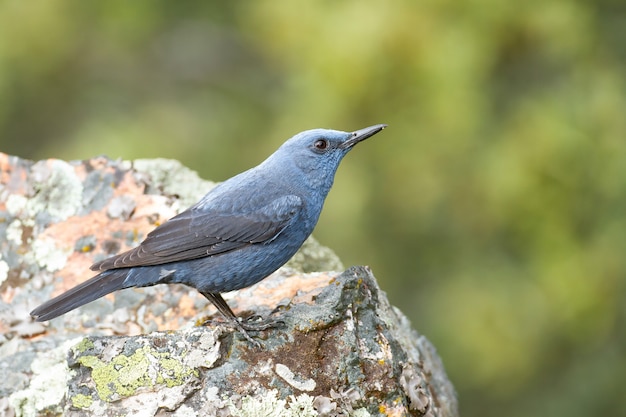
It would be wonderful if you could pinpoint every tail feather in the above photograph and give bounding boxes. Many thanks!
[30,270,129,321]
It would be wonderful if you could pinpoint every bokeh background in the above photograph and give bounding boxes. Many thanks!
[1,1,625,416]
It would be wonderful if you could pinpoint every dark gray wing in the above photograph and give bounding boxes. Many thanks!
[91,194,303,271]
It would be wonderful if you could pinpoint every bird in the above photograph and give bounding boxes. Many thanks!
[30,124,387,344]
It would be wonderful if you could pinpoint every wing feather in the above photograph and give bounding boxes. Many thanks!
[91,195,303,271]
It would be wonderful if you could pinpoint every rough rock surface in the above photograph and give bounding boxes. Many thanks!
[0,153,458,417]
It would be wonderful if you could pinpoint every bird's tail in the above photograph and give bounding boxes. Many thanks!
[30,269,129,322]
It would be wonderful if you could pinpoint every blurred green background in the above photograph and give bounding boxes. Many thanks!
[1,1,625,416]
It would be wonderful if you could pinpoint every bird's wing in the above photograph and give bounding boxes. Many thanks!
[91,194,303,270]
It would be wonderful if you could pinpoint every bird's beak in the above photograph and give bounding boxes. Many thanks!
[340,124,387,149]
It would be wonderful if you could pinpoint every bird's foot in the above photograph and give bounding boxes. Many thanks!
[198,291,285,348]
[236,316,284,348]
[230,316,283,348]
[240,315,285,332]
[200,315,284,348]
[235,326,262,348]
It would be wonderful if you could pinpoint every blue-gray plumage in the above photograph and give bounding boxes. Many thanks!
[30,124,387,344]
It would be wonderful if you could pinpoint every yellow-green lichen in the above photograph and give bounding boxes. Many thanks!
[71,393,93,409]
[76,345,198,402]
[156,356,198,388]
[73,338,95,354]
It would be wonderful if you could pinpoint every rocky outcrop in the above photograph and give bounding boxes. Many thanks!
[0,153,457,416]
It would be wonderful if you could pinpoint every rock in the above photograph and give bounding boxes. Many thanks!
[0,153,458,417]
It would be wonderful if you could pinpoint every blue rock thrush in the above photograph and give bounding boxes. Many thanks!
[30,124,387,344]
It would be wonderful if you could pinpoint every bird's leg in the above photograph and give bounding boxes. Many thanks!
[200,291,281,346]
[241,313,285,331]
[200,291,256,345]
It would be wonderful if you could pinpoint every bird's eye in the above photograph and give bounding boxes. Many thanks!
[314,139,329,151]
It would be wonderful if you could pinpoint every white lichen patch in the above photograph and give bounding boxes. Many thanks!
[3,160,83,225]
[29,159,83,221]
[0,259,9,286]
[172,404,199,417]
[5,194,29,217]
[400,366,430,414]
[6,219,28,246]
[352,408,372,417]
[185,330,221,369]
[132,158,215,209]
[25,236,71,272]
[9,338,81,417]
[275,363,316,392]
[227,390,317,417]
[107,195,136,220]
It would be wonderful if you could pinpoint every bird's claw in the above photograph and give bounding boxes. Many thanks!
[238,328,262,348]
[236,316,285,348]
[200,314,284,347]
[240,315,285,332]
[233,317,284,348]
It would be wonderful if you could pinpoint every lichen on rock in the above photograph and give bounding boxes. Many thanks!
[0,153,458,417]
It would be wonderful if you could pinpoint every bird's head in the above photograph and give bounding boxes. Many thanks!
[268,124,387,193]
